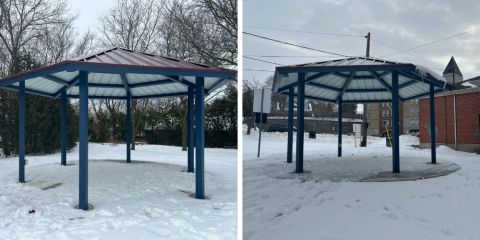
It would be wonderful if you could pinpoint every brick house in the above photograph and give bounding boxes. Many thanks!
[419,57,480,152]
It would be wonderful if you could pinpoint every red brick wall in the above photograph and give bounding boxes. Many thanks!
[419,92,480,144]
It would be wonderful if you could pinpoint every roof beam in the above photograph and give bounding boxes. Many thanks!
[206,78,231,94]
[345,89,389,93]
[306,82,341,92]
[399,80,417,89]
[120,73,130,95]
[399,70,452,90]
[332,72,348,79]
[128,79,176,89]
[403,89,445,102]
[53,76,80,99]
[342,100,392,103]
[164,75,195,87]
[1,84,53,98]
[42,75,69,86]
[277,72,331,93]
[378,71,391,79]
[337,71,356,103]
[370,71,404,103]
[132,92,189,100]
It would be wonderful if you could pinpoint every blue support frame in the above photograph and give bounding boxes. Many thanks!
[430,84,436,164]
[19,81,25,183]
[188,87,194,172]
[287,89,294,163]
[195,77,205,199]
[61,91,67,166]
[43,75,69,86]
[126,91,131,163]
[78,71,89,210]
[53,76,79,99]
[296,73,305,173]
[337,71,356,103]
[392,71,400,173]
[338,97,342,157]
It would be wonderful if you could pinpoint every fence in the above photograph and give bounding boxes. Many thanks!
[144,130,237,148]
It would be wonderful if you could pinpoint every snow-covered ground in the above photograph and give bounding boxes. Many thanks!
[0,143,237,240]
[243,125,480,240]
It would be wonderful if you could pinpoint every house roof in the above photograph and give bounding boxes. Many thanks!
[272,57,453,104]
[0,47,237,100]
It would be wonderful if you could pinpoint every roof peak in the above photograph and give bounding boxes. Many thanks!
[443,56,463,76]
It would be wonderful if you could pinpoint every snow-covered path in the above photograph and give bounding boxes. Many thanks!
[243,126,480,240]
[0,143,237,240]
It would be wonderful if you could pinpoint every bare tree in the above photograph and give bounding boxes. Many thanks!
[0,0,73,75]
[96,0,164,150]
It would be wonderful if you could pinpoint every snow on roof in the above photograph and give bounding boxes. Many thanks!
[415,64,447,83]
[461,81,477,88]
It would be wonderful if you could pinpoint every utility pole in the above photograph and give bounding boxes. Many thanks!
[365,32,370,58]
[362,32,370,147]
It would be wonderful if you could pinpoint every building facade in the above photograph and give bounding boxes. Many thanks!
[366,102,403,137]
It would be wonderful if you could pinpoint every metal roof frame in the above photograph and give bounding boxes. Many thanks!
[272,57,453,104]
[0,47,237,100]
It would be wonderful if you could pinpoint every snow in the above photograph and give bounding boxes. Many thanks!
[461,81,477,88]
[0,143,237,239]
[243,125,480,240]
[415,64,448,83]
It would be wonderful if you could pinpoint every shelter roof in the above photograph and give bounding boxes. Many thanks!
[0,47,236,100]
[272,57,453,103]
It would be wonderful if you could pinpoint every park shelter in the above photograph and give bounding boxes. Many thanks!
[271,57,453,173]
[0,47,236,210]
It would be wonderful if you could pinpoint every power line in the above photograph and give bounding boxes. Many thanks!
[380,27,480,58]
[244,26,365,38]
[371,39,444,66]
[244,56,283,65]
[243,32,352,58]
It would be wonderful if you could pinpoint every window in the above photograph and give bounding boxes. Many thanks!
[386,110,390,117]
[382,110,385,117]
[367,122,370,128]
[416,108,419,114]
[411,107,414,115]
[382,120,390,127]
[416,119,419,126]
[415,99,419,104]
[411,119,415,126]
[410,100,414,104]
[367,104,370,109]
[367,112,370,118]
[382,103,386,107]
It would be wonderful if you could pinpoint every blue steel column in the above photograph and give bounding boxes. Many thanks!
[287,88,294,163]
[195,77,205,199]
[19,81,25,183]
[61,90,67,166]
[126,91,131,163]
[392,71,400,173]
[188,87,194,172]
[78,71,89,210]
[430,84,436,164]
[338,97,342,157]
[296,73,305,173]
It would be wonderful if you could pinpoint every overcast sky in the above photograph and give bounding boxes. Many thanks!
[243,0,480,88]
[70,0,113,34]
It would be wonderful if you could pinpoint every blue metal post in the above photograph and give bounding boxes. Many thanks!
[392,71,400,173]
[79,71,89,210]
[296,73,305,173]
[19,81,25,183]
[61,90,67,166]
[287,88,294,163]
[188,87,194,172]
[126,91,131,163]
[195,77,205,199]
[430,84,436,164]
[338,97,342,157]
